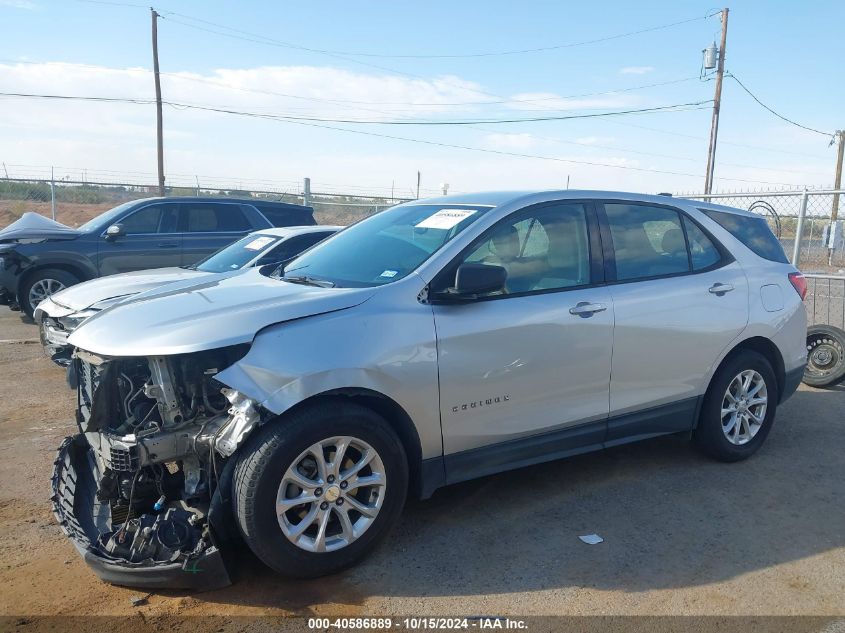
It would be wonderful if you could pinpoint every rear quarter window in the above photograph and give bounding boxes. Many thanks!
[257,205,316,227]
[700,208,788,264]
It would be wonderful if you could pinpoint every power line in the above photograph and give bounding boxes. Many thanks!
[608,119,832,160]
[0,90,808,186]
[160,10,716,59]
[465,126,832,178]
[0,58,703,109]
[0,92,713,125]
[727,73,834,138]
[156,11,697,107]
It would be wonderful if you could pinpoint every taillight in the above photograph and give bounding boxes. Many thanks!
[788,272,807,301]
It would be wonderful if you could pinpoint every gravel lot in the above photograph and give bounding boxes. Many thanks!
[0,305,843,626]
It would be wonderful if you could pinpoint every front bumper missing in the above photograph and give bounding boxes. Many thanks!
[51,435,232,591]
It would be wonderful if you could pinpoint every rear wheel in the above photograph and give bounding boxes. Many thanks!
[693,350,778,462]
[803,325,845,388]
[232,399,408,578]
[19,268,79,317]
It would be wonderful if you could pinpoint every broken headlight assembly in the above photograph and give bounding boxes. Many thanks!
[52,343,262,590]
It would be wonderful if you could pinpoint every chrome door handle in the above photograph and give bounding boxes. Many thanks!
[569,302,607,317]
[709,283,734,295]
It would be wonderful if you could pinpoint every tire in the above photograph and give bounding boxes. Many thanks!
[803,325,845,388]
[231,399,408,578]
[693,350,779,462]
[19,268,79,317]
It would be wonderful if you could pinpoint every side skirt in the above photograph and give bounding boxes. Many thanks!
[418,396,700,499]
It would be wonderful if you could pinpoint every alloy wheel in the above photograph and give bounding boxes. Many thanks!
[28,278,65,309]
[721,370,768,445]
[276,436,386,553]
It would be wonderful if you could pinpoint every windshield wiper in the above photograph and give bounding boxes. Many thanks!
[282,275,335,288]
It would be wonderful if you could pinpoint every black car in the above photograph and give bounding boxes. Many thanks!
[0,197,315,316]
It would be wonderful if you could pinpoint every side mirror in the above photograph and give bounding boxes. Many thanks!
[431,263,506,302]
[105,224,125,240]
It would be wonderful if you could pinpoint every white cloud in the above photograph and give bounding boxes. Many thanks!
[0,61,829,195]
[505,92,635,112]
[620,66,655,75]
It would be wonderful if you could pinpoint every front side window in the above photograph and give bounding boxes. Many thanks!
[184,203,250,233]
[194,233,281,272]
[458,202,591,295]
[120,204,178,235]
[81,200,138,232]
[282,204,492,287]
[605,204,689,280]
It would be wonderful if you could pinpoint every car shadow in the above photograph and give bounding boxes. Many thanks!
[183,387,844,612]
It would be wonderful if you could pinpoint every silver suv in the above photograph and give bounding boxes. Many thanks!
[53,191,807,589]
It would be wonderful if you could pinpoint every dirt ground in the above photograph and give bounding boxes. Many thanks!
[0,306,843,626]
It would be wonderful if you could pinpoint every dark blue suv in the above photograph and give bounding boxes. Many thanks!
[0,197,315,316]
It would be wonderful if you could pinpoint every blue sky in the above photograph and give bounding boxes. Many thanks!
[1,0,842,197]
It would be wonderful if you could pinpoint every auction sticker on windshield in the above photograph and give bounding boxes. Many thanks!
[245,236,275,251]
[415,209,477,230]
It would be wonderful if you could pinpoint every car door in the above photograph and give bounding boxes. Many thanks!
[431,200,614,481]
[180,202,253,267]
[599,201,749,442]
[97,202,182,275]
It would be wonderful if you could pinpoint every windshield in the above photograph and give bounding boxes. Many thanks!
[282,203,492,287]
[77,200,139,233]
[193,233,281,273]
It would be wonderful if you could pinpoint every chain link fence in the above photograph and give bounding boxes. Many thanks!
[0,173,414,230]
[677,188,845,272]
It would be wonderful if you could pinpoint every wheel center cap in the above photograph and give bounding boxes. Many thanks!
[325,485,341,502]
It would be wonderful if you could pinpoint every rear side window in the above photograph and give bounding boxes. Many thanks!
[605,204,689,280]
[683,216,721,270]
[256,232,330,265]
[257,206,315,227]
[700,209,788,263]
[183,203,250,232]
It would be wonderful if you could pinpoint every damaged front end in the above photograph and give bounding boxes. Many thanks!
[52,345,261,590]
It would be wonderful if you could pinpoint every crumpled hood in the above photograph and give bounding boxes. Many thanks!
[45,267,212,313]
[0,212,82,242]
[67,267,376,357]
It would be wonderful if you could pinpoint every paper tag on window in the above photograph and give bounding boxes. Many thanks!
[379,270,398,278]
[244,236,274,251]
[415,209,476,230]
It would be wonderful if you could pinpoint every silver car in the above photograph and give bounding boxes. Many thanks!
[35,225,340,364]
[52,191,806,589]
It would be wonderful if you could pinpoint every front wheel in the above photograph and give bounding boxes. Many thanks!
[693,350,778,462]
[19,268,79,317]
[232,399,408,578]
[803,324,845,388]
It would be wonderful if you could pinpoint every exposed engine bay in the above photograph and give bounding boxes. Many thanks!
[52,344,260,590]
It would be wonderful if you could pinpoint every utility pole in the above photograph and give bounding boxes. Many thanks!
[50,166,56,220]
[303,177,312,207]
[416,171,421,199]
[831,130,844,222]
[829,130,844,264]
[704,8,729,194]
[151,8,165,197]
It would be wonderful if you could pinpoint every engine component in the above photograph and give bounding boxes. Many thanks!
[215,390,261,456]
